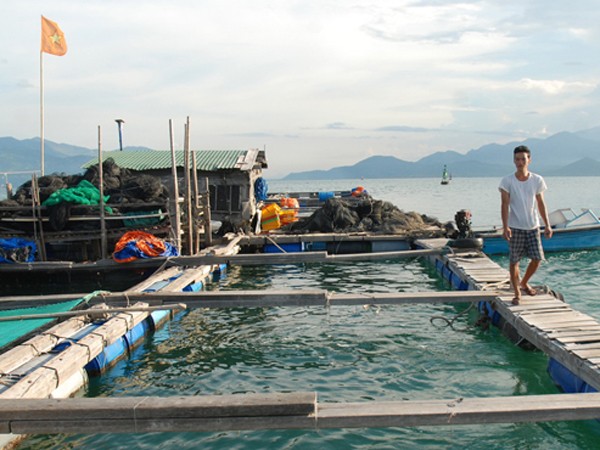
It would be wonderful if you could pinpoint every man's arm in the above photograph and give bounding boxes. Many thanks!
[500,189,511,240]
[536,192,553,238]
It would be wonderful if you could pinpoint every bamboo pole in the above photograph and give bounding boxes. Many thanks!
[192,150,200,253]
[184,117,193,255]
[169,119,181,254]
[202,176,212,247]
[98,125,107,260]
[31,174,46,261]
[0,303,186,322]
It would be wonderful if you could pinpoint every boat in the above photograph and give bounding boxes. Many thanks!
[440,165,450,185]
[477,208,600,255]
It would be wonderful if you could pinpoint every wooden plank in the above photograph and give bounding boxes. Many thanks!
[519,312,589,323]
[0,392,316,420]
[126,266,183,293]
[465,275,509,282]
[317,392,600,428]
[511,306,571,314]
[551,333,600,343]
[519,311,593,323]
[0,317,87,375]
[564,342,600,351]
[162,266,212,292]
[525,319,599,330]
[570,349,600,359]
[546,327,600,337]
[77,290,501,308]
[327,248,443,262]
[328,291,499,306]
[2,392,600,434]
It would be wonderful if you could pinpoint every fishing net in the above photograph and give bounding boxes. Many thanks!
[0,299,84,350]
[0,159,170,233]
[1,158,169,209]
[289,197,446,236]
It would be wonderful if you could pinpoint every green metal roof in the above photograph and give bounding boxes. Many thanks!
[82,149,266,172]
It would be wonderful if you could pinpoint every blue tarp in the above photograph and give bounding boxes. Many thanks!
[112,231,179,263]
[113,240,179,261]
[254,177,268,201]
[0,238,37,263]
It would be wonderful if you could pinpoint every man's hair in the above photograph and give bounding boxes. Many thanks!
[514,145,531,156]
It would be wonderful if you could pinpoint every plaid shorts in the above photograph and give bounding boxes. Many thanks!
[509,228,544,264]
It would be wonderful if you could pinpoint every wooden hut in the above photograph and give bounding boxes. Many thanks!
[83,149,268,233]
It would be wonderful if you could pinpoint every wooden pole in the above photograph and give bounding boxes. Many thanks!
[0,303,186,322]
[40,49,44,177]
[184,117,193,255]
[82,289,500,309]
[2,392,600,434]
[98,126,108,260]
[192,150,200,253]
[31,174,47,261]
[169,119,181,254]
[202,176,212,247]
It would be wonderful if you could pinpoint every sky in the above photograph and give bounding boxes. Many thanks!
[2,1,600,178]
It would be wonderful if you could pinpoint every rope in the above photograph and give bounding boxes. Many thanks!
[265,235,288,253]
[429,303,475,331]
[80,290,111,304]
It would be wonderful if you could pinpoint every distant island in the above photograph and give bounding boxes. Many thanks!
[283,128,600,180]
[1,128,600,189]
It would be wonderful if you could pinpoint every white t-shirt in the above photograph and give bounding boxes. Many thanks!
[499,172,547,230]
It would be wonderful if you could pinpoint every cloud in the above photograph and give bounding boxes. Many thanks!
[519,78,596,95]
[375,126,431,132]
[227,132,278,138]
[3,1,600,177]
[325,122,354,130]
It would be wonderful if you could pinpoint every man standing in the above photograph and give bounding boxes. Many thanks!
[499,145,553,305]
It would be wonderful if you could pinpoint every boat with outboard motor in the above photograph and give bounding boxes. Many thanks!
[477,208,600,255]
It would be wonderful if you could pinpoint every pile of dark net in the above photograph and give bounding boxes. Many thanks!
[288,197,447,237]
[1,158,168,207]
[0,159,169,231]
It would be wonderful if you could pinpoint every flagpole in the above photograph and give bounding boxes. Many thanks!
[40,48,45,177]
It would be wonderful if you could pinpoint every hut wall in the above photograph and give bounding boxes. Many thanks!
[148,169,257,229]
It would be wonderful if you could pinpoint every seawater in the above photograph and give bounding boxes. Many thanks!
[21,177,600,449]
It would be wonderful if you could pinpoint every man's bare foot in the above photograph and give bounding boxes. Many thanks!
[520,284,537,296]
[512,296,521,305]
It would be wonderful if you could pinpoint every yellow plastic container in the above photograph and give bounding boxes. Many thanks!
[261,203,282,231]
[280,209,298,225]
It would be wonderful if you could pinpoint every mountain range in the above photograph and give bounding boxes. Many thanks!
[283,128,600,179]
[0,137,152,191]
[1,129,600,189]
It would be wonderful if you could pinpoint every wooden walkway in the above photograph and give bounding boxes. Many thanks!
[418,238,600,392]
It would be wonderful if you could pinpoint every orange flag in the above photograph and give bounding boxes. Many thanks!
[41,16,67,56]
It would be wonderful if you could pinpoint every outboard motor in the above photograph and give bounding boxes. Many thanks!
[454,209,473,239]
[449,209,483,250]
